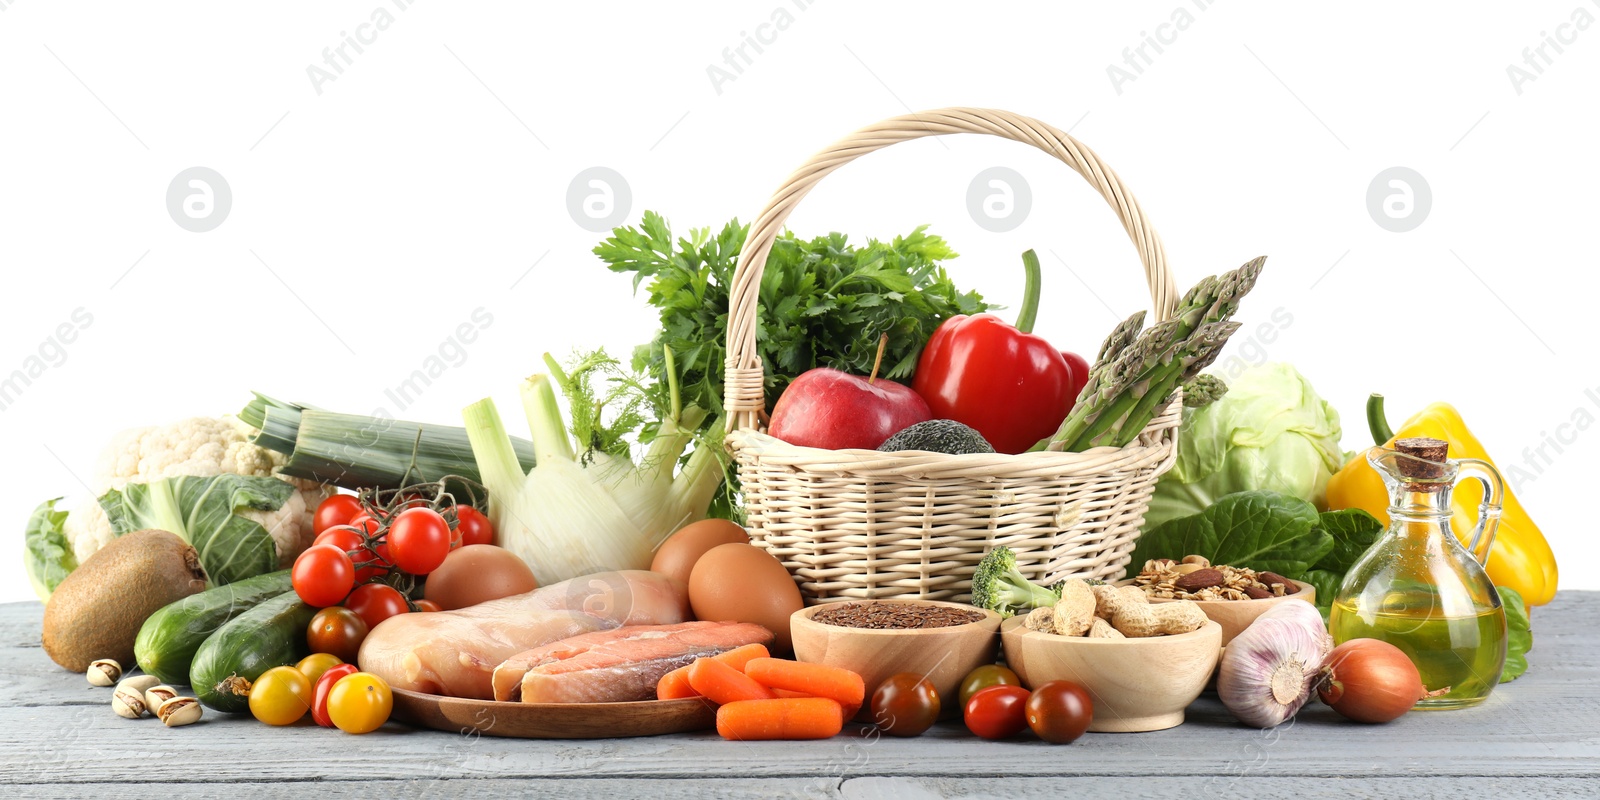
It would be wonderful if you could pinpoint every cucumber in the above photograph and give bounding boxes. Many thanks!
[189,589,314,712]
[134,570,294,685]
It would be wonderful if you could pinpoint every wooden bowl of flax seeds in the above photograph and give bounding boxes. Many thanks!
[790,599,1001,721]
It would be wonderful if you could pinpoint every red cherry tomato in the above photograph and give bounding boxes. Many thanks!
[348,513,381,535]
[412,599,442,613]
[453,506,494,548]
[311,663,360,727]
[313,494,364,536]
[1026,681,1094,744]
[870,673,940,737]
[346,583,410,630]
[292,545,355,608]
[306,606,369,663]
[964,685,1032,740]
[314,526,366,554]
[389,508,451,574]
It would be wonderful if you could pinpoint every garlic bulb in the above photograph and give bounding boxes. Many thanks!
[1218,601,1333,728]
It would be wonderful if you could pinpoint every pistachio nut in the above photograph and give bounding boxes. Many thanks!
[118,675,162,695]
[156,696,203,727]
[112,687,146,719]
[87,659,122,687]
[144,685,178,711]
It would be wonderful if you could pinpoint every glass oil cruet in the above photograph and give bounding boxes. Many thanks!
[1328,437,1508,709]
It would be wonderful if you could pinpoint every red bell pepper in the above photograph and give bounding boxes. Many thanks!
[911,251,1088,454]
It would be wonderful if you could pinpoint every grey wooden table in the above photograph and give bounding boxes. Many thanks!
[3,595,1596,799]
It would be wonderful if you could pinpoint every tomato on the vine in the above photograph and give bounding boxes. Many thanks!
[314,526,365,554]
[453,506,494,548]
[313,494,363,536]
[389,507,451,574]
[307,606,369,663]
[965,684,1032,740]
[346,583,409,630]
[348,513,382,535]
[412,599,442,613]
[328,672,393,734]
[292,545,355,607]
[870,673,940,737]
[1025,681,1093,744]
[249,666,312,726]
[311,664,360,727]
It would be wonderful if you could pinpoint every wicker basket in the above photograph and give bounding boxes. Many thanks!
[723,107,1182,604]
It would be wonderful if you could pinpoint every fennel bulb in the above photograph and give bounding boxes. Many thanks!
[462,352,726,587]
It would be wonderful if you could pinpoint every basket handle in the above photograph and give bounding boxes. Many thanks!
[722,107,1178,433]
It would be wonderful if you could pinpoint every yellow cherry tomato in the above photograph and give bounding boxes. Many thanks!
[296,652,344,686]
[327,672,393,734]
[249,666,312,726]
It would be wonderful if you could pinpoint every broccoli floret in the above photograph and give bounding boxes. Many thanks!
[969,546,1063,618]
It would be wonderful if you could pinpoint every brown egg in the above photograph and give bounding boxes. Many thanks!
[424,545,539,610]
[688,542,803,653]
[651,518,750,586]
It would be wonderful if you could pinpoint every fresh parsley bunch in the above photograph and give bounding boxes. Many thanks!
[595,211,990,427]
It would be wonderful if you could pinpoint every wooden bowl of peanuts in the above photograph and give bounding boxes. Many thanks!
[1121,556,1315,646]
[1000,580,1222,732]
[1001,614,1222,733]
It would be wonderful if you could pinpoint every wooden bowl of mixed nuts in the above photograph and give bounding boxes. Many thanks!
[790,599,1001,720]
[1122,556,1315,646]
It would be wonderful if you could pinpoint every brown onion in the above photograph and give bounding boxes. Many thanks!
[1317,639,1425,723]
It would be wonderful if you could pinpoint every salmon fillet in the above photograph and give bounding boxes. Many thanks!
[357,570,690,699]
[492,621,773,703]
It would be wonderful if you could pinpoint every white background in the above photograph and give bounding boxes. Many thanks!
[1,1,1594,601]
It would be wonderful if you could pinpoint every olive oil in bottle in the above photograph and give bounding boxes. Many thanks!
[1330,600,1506,709]
[1329,438,1509,711]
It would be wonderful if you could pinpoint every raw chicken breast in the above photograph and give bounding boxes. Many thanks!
[358,570,690,699]
[492,621,773,703]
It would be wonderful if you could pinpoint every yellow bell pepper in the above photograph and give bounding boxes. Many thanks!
[1325,395,1558,605]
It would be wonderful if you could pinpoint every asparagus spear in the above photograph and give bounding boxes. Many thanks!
[1181,374,1230,408]
[1047,256,1265,452]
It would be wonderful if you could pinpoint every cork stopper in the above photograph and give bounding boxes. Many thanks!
[1394,437,1449,491]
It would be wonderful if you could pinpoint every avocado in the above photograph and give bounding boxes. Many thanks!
[878,419,996,455]
[42,529,207,673]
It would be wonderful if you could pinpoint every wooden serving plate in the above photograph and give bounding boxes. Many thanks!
[390,688,716,739]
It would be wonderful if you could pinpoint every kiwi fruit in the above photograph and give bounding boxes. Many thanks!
[42,529,207,673]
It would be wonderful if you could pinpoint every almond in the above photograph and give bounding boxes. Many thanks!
[1173,567,1225,592]
[1258,572,1297,594]
[1243,585,1272,600]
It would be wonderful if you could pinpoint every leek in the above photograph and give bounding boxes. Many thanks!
[241,393,536,492]
[462,350,726,587]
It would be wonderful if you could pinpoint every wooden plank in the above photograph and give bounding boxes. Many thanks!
[839,776,1600,799]
[7,775,1600,800]
[1,594,1595,786]
[5,778,845,799]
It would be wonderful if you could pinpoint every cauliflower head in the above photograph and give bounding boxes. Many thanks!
[64,416,331,569]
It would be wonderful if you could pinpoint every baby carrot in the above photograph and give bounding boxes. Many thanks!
[715,643,771,672]
[657,644,774,700]
[716,697,844,741]
[744,658,865,711]
[656,665,697,700]
[688,657,777,705]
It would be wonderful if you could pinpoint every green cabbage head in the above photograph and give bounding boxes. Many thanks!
[1145,363,1345,530]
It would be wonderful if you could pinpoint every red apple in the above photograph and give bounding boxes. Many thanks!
[768,367,932,451]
